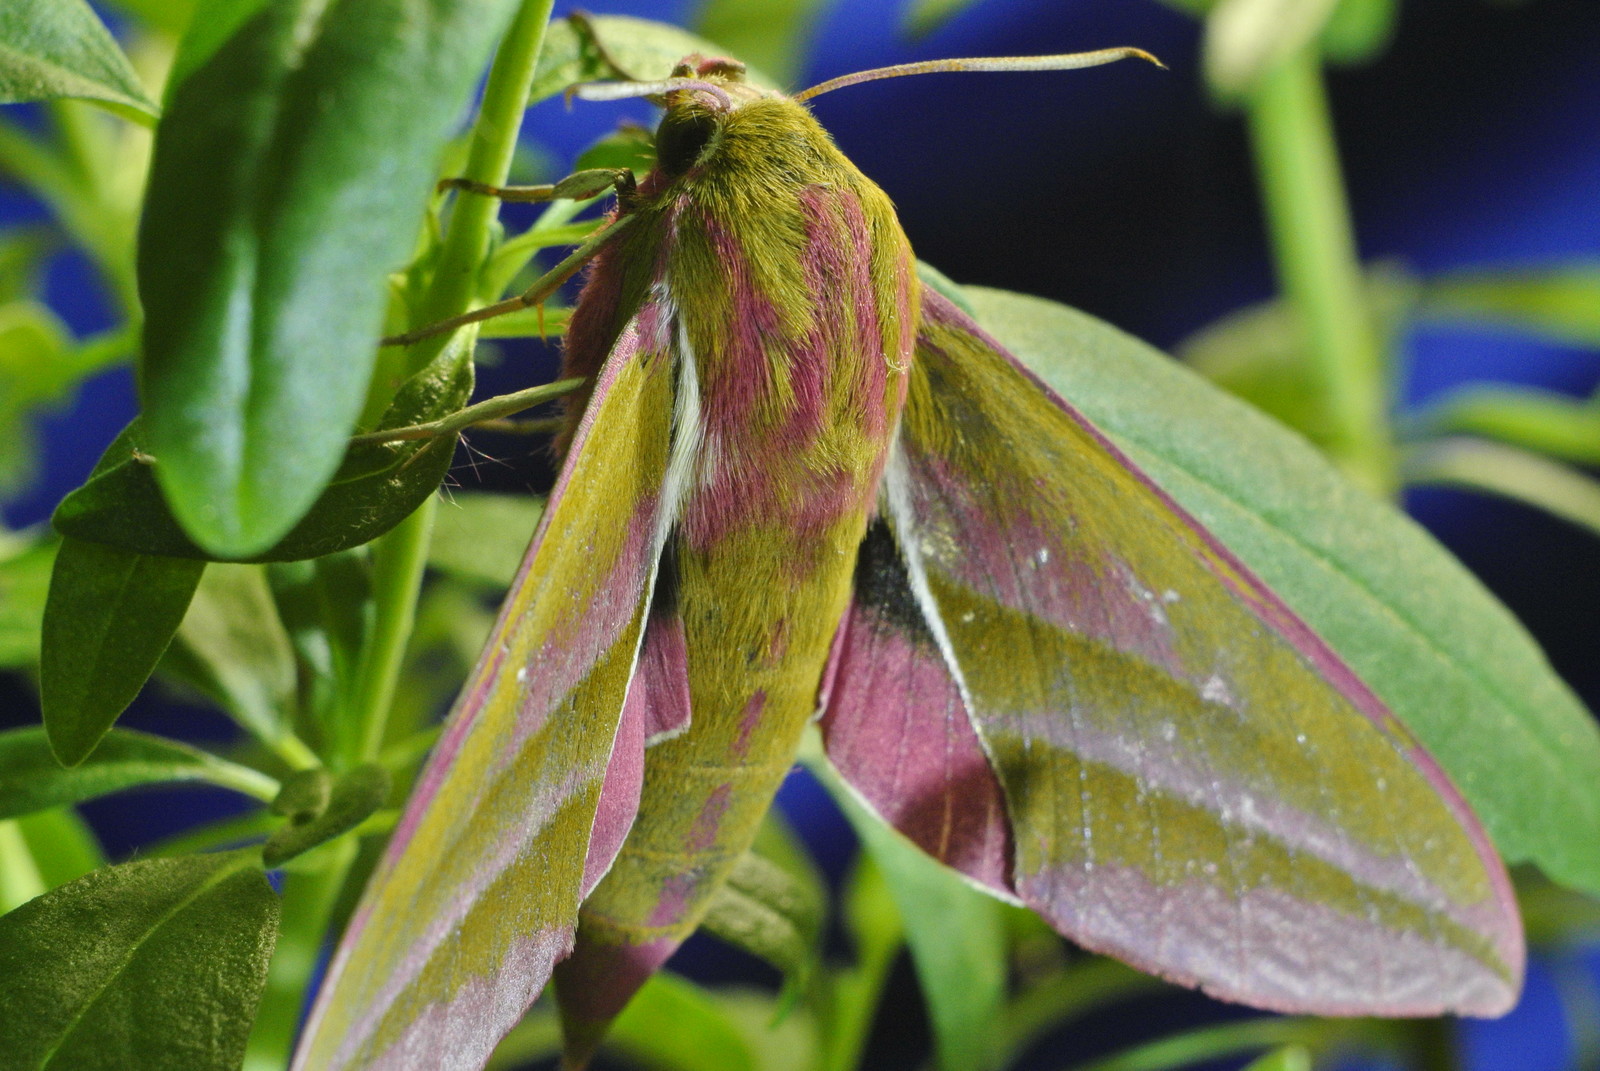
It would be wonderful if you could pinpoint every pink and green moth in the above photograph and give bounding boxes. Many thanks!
[292,45,1524,1071]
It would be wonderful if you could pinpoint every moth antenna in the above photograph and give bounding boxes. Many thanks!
[794,47,1165,103]
[570,77,734,109]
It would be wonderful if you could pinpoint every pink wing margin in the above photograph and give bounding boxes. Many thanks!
[822,286,1524,1018]
[292,304,679,1071]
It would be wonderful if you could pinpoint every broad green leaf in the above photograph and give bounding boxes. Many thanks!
[1413,386,1600,467]
[966,284,1600,893]
[1203,0,1341,97]
[54,335,474,561]
[0,808,102,911]
[0,0,157,120]
[137,0,521,557]
[902,0,984,37]
[1420,263,1600,349]
[0,534,55,667]
[694,0,827,87]
[165,0,272,99]
[0,850,279,1071]
[40,538,204,765]
[528,14,778,105]
[263,764,389,866]
[429,492,546,589]
[1403,438,1600,541]
[0,727,276,819]
[700,814,826,1006]
[827,763,1005,1071]
[163,563,295,747]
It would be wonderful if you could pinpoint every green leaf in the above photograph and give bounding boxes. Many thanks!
[1242,1045,1313,1071]
[54,335,474,561]
[0,300,75,496]
[1320,0,1396,64]
[0,726,277,820]
[429,491,546,589]
[700,813,826,1007]
[99,0,197,35]
[693,0,826,87]
[1403,438,1600,541]
[827,765,1006,1071]
[136,0,521,557]
[263,764,388,866]
[165,0,272,99]
[1203,0,1342,98]
[1412,385,1600,467]
[606,972,760,1071]
[1420,263,1600,349]
[0,0,157,120]
[0,808,103,911]
[40,539,204,766]
[528,14,779,105]
[966,284,1600,894]
[163,563,296,747]
[902,0,984,37]
[0,850,279,1071]
[0,534,55,668]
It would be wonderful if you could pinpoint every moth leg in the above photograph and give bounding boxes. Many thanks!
[380,213,637,347]
[436,168,635,204]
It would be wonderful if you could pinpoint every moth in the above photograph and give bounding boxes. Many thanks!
[293,46,1524,1071]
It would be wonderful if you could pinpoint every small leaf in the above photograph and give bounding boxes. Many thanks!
[40,538,204,766]
[163,563,296,746]
[0,726,278,820]
[137,0,522,556]
[270,768,332,821]
[1403,438,1600,541]
[1413,386,1600,467]
[55,337,474,561]
[699,816,825,1006]
[429,492,546,590]
[0,535,55,668]
[263,764,389,866]
[98,0,197,34]
[0,850,279,1071]
[1242,1045,1313,1071]
[1420,263,1600,349]
[967,284,1600,894]
[0,0,157,120]
[828,765,1005,1071]
[528,14,779,105]
[1203,0,1341,97]
[0,300,75,496]
[693,0,826,87]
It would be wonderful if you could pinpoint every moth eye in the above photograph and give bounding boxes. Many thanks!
[655,110,718,175]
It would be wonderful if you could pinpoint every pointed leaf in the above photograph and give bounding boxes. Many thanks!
[163,563,296,746]
[528,14,778,105]
[263,764,390,867]
[700,819,826,1004]
[0,0,157,120]
[964,284,1600,896]
[1403,438,1600,541]
[40,538,204,766]
[0,850,279,1071]
[137,0,521,556]
[1420,263,1600,349]
[606,973,760,1071]
[0,726,277,819]
[55,335,474,561]
[1413,386,1600,467]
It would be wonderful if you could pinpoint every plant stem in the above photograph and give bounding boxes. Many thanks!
[1247,48,1396,498]
[406,0,558,378]
[346,494,437,766]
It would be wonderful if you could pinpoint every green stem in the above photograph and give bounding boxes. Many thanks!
[1247,49,1395,498]
[405,0,558,377]
[346,494,437,766]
